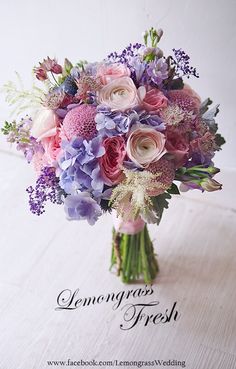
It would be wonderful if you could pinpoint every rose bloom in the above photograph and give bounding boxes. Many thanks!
[97,76,145,112]
[126,126,166,168]
[97,63,130,85]
[31,108,60,140]
[142,87,168,112]
[166,131,189,168]
[99,136,126,185]
[41,130,62,165]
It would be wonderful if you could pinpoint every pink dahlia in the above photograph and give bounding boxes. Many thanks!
[146,157,175,196]
[62,105,97,140]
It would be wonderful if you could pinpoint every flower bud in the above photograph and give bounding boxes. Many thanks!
[201,178,222,192]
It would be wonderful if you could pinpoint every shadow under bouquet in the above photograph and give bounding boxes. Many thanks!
[2,28,225,283]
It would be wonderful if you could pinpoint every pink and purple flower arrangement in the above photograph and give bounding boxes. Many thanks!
[2,28,225,283]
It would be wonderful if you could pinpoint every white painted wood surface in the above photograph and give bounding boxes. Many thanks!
[0,150,235,369]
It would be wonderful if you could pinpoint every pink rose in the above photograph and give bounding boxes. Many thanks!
[166,132,189,168]
[142,87,168,112]
[97,63,130,85]
[41,130,62,165]
[126,126,166,168]
[97,77,145,112]
[31,108,60,140]
[99,136,126,185]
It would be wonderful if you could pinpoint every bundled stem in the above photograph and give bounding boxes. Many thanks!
[110,225,159,284]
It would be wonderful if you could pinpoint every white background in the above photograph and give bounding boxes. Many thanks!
[0,2,236,368]
[0,0,235,169]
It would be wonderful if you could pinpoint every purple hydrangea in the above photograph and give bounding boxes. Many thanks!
[95,106,165,137]
[58,136,105,198]
[64,192,102,225]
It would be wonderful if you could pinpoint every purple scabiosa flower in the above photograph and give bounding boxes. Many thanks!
[64,192,102,225]
[26,166,64,216]
[58,136,105,198]
[146,58,168,86]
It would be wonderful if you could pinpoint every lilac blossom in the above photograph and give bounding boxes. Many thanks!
[128,56,147,84]
[146,58,168,86]
[64,192,102,225]
[2,117,44,163]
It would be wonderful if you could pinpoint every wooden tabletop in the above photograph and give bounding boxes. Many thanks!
[0,150,235,369]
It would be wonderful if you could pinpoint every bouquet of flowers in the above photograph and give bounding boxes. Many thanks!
[2,28,225,283]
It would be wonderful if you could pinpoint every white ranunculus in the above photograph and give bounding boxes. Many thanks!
[126,125,166,168]
[97,76,145,112]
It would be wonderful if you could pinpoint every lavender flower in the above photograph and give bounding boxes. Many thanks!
[26,167,63,216]
[128,56,147,85]
[58,136,105,198]
[2,117,44,163]
[172,48,199,78]
[64,192,102,224]
[146,58,168,86]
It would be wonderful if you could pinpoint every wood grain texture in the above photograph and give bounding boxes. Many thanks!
[0,151,235,369]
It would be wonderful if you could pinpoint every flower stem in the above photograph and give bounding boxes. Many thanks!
[110,225,159,283]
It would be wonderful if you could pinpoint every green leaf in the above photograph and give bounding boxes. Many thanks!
[169,77,184,90]
[200,98,212,115]
[1,120,15,135]
[167,183,180,195]
[215,133,226,148]
[152,192,172,225]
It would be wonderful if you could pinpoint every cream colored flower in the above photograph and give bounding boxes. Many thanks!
[97,76,145,112]
[31,108,59,140]
[126,126,166,168]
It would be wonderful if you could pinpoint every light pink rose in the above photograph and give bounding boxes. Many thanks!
[97,63,130,85]
[31,108,60,140]
[97,76,145,112]
[112,210,145,235]
[99,136,126,185]
[126,126,166,168]
[142,87,168,112]
[41,130,62,165]
[166,131,189,168]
